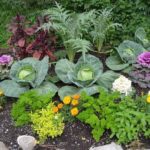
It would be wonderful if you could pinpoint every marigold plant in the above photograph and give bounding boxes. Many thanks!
[57,103,63,109]
[71,107,79,116]
[71,99,79,106]
[147,96,150,103]
[72,94,80,100]
[53,106,59,113]
[63,96,71,104]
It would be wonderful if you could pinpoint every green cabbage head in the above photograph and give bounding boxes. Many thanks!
[10,57,49,87]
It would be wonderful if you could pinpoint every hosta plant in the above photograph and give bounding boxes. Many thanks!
[129,52,150,88]
[0,56,58,97]
[41,3,94,61]
[55,54,119,99]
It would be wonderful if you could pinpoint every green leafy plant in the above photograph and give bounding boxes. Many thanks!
[11,90,53,126]
[90,8,120,52]
[30,102,64,142]
[106,27,150,71]
[77,89,150,143]
[41,3,94,61]
[0,56,58,97]
[135,27,150,49]
[106,40,146,71]
[55,54,119,99]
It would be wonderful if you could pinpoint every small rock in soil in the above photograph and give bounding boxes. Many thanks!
[0,141,8,150]
[89,142,123,150]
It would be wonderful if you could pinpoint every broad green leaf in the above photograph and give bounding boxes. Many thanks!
[55,59,75,83]
[34,82,58,97]
[0,80,28,98]
[106,55,129,71]
[80,85,100,96]
[58,86,79,100]
[97,70,120,89]
[135,27,150,47]
[33,56,49,87]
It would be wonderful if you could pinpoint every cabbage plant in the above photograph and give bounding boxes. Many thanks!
[106,40,146,71]
[55,54,119,99]
[0,56,58,97]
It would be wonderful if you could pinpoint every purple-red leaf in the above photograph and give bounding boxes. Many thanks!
[18,38,25,47]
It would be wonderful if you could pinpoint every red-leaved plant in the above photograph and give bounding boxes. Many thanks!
[8,15,57,60]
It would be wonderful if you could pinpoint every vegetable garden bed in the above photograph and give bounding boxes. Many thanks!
[0,2,150,150]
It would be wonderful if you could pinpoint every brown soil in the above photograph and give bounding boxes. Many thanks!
[0,101,150,150]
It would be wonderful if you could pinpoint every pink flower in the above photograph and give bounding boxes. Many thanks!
[0,55,13,65]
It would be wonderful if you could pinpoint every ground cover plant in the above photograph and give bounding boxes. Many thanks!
[0,1,150,149]
[77,89,150,143]
[11,90,53,126]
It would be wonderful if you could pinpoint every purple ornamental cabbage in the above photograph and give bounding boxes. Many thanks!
[137,52,150,67]
[0,55,13,65]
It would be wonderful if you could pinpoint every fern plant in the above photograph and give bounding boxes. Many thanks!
[41,3,94,61]
[90,9,121,52]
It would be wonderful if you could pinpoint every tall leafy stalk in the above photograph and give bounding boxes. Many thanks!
[90,9,121,52]
[41,3,94,62]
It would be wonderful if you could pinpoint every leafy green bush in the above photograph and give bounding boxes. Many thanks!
[11,90,53,126]
[30,102,64,142]
[77,89,150,143]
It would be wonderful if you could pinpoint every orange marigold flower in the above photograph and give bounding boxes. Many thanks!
[70,107,79,116]
[52,106,59,113]
[72,94,80,100]
[71,99,79,106]
[57,103,63,109]
[63,96,71,104]
[146,96,150,103]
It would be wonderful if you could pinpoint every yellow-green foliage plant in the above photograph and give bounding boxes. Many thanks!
[30,102,65,142]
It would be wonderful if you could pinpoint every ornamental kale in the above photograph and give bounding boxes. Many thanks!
[0,55,13,80]
[0,55,13,65]
[129,52,150,88]
[137,52,150,68]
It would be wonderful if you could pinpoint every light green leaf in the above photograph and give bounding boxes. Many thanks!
[55,59,75,83]
[34,56,49,87]
[0,80,28,98]
[58,86,79,100]
[106,55,129,71]
[34,82,58,97]
[97,70,120,89]
[80,85,100,95]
